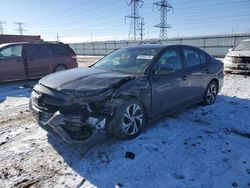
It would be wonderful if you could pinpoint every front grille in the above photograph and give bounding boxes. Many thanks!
[241,57,250,63]
[31,91,60,123]
[233,56,250,64]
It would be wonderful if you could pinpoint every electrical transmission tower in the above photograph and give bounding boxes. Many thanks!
[56,33,61,42]
[14,22,26,35]
[0,21,6,35]
[139,18,145,41]
[153,0,173,39]
[125,0,143,41]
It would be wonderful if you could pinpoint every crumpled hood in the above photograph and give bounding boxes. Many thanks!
[227,50,250,57]
[39,67,134,94]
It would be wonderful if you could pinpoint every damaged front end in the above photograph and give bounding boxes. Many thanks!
[30,84,119,143]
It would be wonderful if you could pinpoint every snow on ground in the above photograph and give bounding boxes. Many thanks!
[0,74,249,188]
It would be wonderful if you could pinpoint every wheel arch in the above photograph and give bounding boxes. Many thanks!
[54,64,68,72]
[208,78,219,93]
[119,94,149,120]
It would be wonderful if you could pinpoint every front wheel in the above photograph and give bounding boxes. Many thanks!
[109,98,146,140]
[202,80,218,105]
[54,64,67,72]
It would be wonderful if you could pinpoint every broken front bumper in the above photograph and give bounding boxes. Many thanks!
[31,106,107,144]
[30,89,109,144]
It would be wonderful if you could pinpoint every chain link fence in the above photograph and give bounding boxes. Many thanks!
[69,33,250,58]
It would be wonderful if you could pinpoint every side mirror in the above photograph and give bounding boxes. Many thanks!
[158,67,175,75]
[228,48,233,52]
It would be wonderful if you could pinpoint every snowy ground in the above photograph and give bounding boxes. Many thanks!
[0,73,250,188]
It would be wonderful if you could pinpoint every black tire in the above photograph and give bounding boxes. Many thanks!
[202,80,218,105]
[54,64,67,72]
[108,98,146,141]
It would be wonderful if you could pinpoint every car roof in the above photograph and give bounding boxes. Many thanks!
[0,41,64,48]
[0,42,27,48]
[122,44,199,50]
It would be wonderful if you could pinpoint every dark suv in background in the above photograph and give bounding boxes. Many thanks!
[0,41,77,82]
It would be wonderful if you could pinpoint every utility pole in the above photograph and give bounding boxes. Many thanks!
[14,22,26,35]
[139,18,145,41]
[56,33,60,42]
[153,0,173,39]
[0,21,6,35]
[125,0,143,41]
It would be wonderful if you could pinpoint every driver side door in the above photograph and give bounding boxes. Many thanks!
[150,47,189,116]
[0,44,27,82]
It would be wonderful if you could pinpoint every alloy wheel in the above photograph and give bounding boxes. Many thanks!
[55,65,67,72]
[206,83,218,104]
[122,104,143,135]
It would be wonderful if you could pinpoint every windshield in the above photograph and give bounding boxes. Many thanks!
[93,48,159,74]
[234,41,250,51]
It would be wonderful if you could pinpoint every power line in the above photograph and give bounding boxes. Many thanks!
[28,1,249,32]
[0,21,6,35]
[14,22,26,35]
[28,0,94,23]
[153,0,173,39]
[125,0,144,40]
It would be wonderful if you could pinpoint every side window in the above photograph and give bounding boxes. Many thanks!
[155,49,182,73]
[183,47,201,67]
[50,44,72,55]
[199,51,207,64]
[0,45,22,59]
[206,54,212,63]
[25,44,51,58]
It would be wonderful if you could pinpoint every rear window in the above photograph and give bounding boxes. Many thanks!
[182,47,201,67]
[25,44,51,58]
[50,44,73,55]
[199,51,207,64]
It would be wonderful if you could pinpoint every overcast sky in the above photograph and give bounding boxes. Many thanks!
[0,0,250,42]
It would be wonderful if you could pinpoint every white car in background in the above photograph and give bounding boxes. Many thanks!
[224,39,250,73]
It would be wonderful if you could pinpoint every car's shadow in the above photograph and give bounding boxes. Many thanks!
[47,94,250,187]
[0,79,38,103]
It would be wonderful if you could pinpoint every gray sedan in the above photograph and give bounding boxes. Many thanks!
[30,44,224,143]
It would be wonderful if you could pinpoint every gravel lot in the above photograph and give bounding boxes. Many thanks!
[0,62,249,187]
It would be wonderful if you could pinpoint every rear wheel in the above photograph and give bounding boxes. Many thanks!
[109,98,145,140]
[54,64,67,72]
[203,80,218,105]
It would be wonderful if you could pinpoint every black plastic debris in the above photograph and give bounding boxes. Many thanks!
[125,151,135,160]
[232,182,238,187]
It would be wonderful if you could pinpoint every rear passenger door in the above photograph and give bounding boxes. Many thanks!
[180,46,209,101]
[24,44,53,78]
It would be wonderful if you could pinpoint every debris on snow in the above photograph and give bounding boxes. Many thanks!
[125,151,135,160]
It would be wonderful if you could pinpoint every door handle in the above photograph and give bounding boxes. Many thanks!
[205,69,210,74]
[181,76,187,80]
